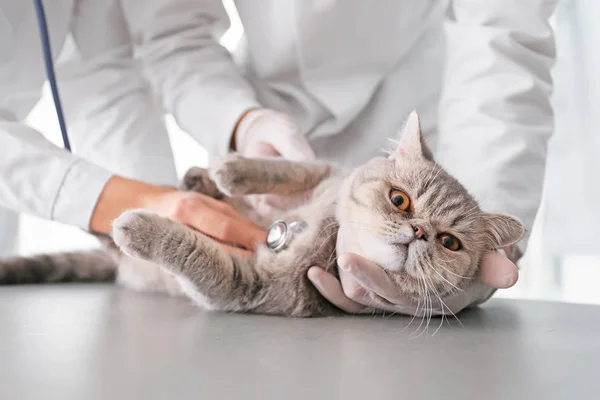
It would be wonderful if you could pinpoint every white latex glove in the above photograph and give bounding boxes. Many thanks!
[234,109,316,214]
[235,109,315,161]
[308,228,520,317]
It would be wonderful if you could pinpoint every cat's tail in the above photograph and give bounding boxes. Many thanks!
[0,249,117,285]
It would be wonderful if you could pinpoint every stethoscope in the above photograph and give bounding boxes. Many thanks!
[33,0,304,252]
[33,0,71,152]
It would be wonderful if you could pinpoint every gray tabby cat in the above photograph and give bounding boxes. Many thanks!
[0,112,524,317]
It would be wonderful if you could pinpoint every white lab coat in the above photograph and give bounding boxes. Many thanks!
[0,0,557,255]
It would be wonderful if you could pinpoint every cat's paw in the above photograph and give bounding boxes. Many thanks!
[209,154,250,197]
[112,210,169,260]
[181,167,224,199]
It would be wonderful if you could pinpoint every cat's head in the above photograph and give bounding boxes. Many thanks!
[336,112,524,299]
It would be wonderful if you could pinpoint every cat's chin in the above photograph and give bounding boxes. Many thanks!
[379,263,406,273]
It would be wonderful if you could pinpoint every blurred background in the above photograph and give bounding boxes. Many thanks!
[18,0,600,305]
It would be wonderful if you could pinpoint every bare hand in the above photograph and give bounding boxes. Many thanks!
[141,188,267,255]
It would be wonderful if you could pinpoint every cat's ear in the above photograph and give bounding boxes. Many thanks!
[390,111,434,162]
[482,213,525,249]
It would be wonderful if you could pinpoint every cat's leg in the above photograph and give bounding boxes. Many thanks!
[210,154,333,197]
[112,210,267,312]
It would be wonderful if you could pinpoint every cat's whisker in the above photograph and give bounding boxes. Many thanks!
[414,254,432,337]
[428,263,463,293]
[402,271,424,334]
[411,279,428,337]
[413,264,431,338]
[427,251,475,280]
[436,267,474,281]
[314,221,341,243]
[420,267,434,337]
[423,263,463,328]
[312,228,339,257]
[423,273,446,336]
[407,254,430,334]
[423,255,464,297]
[325,247,338,270]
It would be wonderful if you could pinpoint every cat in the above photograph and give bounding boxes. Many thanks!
[0,112,524,317]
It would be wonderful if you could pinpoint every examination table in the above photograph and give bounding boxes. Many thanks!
[0,285,597,399]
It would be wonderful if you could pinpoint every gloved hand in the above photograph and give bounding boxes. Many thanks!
[308,228,519,316]
[234,108,315,160]
[233,109,316,214]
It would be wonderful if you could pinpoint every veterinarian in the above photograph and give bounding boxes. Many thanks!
[0,0,557,316]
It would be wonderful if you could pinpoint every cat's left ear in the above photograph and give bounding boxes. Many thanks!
[482,213,525,249]
[390,111,434,162]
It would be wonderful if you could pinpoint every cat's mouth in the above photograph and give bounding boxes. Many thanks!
[390,240,426,275]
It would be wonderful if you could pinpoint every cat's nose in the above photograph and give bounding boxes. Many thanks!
[412,224,427,240]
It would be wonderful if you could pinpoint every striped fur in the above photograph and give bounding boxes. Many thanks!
[0,248,117,284]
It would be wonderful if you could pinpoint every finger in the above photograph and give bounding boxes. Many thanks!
[197,197,268,249]
[186,208,267,251]
[478,251,519,289]
[201,195,240,219]
[338,253,409,304]
[270,134,316,161]
[307,267,365,314]
[203,196,265,232]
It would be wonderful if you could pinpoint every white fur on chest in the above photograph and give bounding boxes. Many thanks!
[116,256,183,297]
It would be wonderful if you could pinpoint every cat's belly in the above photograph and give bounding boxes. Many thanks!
[116,256,183,297]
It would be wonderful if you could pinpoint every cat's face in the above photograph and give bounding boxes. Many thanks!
[336,112,524,299]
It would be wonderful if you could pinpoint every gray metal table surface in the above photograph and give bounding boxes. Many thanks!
[0,284,598,400]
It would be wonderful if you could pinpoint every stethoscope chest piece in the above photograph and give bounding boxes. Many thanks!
[266,220,307,252]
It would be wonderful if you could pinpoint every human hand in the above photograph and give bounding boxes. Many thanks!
[140,187,267,255]
[233,108,315,160]
[233,108,316,214]
[90,176,266,256]
[308,251,518,317]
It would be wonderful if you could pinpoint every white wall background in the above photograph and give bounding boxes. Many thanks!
[17,0,600,305]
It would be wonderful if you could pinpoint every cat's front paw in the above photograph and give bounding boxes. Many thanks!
[112,210,168,260]
[209,154,250,197]
[181,167,224,199]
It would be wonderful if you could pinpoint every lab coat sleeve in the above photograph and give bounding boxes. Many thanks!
[0,110,113,230]
[438,0,559,254]
[120,0,261,157]
[55,0,178,187]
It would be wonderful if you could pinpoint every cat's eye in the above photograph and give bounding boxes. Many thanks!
[439,233,461,251]
[389,189,411,211]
